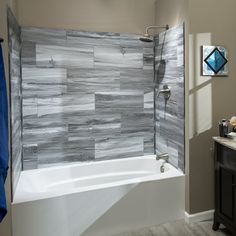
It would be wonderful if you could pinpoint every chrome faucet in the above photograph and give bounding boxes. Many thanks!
[156,153,169,173]
[157,84,171,101]
[156,153,169,162]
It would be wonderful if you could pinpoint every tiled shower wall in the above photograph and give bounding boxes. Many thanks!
[154,24,185,171]
[7,9,22,194]
[21,27,155,169]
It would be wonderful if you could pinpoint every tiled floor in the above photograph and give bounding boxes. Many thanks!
[114,220,233,236]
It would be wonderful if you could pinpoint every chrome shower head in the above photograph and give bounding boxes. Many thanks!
[139,33,153,43]
[139,24,169,43]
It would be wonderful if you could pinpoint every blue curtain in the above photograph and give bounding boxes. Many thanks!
[0,42,9,223]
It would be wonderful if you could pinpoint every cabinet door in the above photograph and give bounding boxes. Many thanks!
[219,166,234,222]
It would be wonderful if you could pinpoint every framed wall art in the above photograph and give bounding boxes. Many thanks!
[201,45,228,76]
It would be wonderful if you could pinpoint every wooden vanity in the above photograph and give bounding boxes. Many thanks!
[213,137,236,235]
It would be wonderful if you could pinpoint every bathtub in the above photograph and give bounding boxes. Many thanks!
[12,155,185,236]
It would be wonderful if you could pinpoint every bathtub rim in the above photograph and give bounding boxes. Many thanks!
[22,155,162,174]
[13,155,184,204]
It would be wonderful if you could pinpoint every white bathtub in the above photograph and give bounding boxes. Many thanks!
[12,155,185,236]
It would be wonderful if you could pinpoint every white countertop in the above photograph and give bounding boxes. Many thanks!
[213,136,236,151]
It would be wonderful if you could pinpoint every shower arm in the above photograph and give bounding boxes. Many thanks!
[145,25,169,36]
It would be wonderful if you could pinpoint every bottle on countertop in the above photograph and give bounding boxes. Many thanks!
[219,119,229,137]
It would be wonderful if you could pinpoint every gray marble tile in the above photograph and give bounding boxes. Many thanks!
[36,44,94,68]
[23,117,66,130]
[155,134,168,155]
[67,114,121,139]
[155,84,181,118]
[91,114,121,138]
[95,91,144,113]
[22,82,67,99]
[66,30,153,49]
[23,144,38,166]
[22,98,37,118]
[21,27,67,45]
[21,26,177,169]
[155,48,178,65]
[22,67,68,98]
[11,93,21,120]
[155,26,183,47]
[159,114,184,147]
[12,136,22,177]
[67,68,120,93]
[12,155,22,186]
[22,67,67,84]
[121,113,153,137]
[120,33,153,49]
[144,91,154,113]
[143,47,154,70]
[68,127,93,141]
[94,46,143,69]
[177,46,184,67]
[9,40,21,63]
[67,30,121,47]
[167,140,179,168]
[21,41,36,65]
[95,136,143,160]
[23,161,38,170]
[144,135,154,155]
[37,93,95,117]
[120,69,153,92]
[178,144,185,172]
[154,24,185,171]
[23,116,68,145]
[8,8,22,195]
[37,139,95,165]
[68,115,121,141]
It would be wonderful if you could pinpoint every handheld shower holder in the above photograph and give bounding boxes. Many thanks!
[157,84,171,101]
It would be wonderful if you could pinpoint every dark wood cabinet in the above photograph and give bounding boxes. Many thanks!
[213,139,236,235]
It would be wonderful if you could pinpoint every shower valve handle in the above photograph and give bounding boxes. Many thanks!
[157,85,171,101]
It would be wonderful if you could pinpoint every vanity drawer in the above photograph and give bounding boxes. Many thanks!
[216,143,236,171]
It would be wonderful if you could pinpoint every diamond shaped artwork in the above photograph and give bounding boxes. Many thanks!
[202,46,228,76]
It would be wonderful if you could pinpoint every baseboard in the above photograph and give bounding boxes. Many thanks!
[185,210,214,224]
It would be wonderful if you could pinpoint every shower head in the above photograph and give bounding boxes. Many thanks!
[139,24,169,43]
[139,33,153,43]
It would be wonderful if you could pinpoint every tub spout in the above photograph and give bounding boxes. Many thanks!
[157,153,169,173]
[156,153,169,162]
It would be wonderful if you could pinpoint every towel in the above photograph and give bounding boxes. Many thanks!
[0,42,9,223]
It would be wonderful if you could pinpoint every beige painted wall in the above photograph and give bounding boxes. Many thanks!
[188,0,236,214]
[157,0,236,214]
[0,0,13,235]
[18,0,156,34]
[155,0,188,27]
[7,0,18,19]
